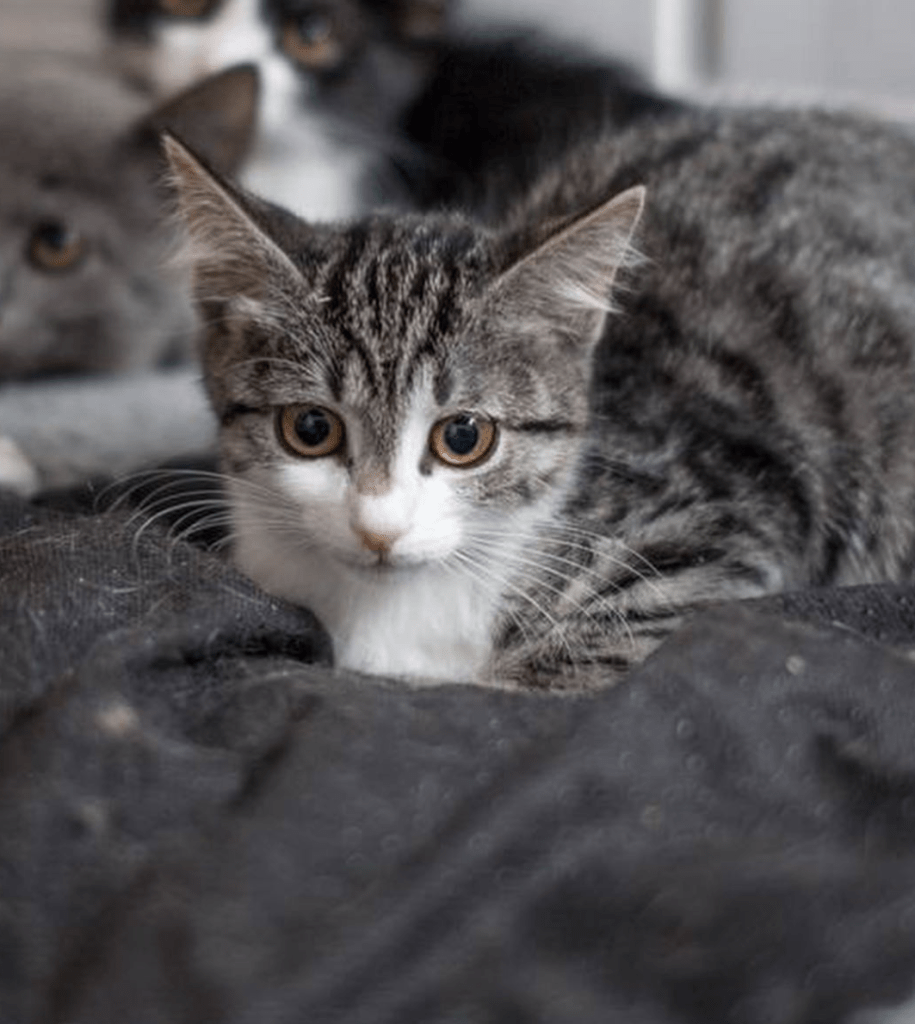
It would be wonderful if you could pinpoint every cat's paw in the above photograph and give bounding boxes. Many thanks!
[0,437,40,498]
[491,646,626,691]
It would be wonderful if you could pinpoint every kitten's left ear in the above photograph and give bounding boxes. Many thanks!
[495,185,646,344]
[162,131,303,307]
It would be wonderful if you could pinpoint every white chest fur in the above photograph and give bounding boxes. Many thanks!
[234,538,496,682]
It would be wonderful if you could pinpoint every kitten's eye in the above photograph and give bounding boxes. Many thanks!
[28,222,85,273]
[398,0,450,39]
[160,0,221,17]
[278,405,345,458]
[281,12,342,70]
[430,414,497,468]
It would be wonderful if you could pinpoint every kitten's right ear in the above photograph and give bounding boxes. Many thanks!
[162,132,302,306]
[131,64,260,177]
[494,185,646,346]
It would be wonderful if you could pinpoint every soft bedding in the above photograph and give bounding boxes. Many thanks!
[4,486,915,1021]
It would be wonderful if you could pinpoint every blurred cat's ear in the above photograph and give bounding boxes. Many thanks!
[162,132,301,305]
[129,64,259,177]
[494,185,646,345]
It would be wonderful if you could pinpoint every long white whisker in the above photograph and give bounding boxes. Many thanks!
[468,521,665,602]
[166,514,237,554]
[453,547,581,670]
[128,483,304,557]
[445,550,536,656]
[540,521,664,582]
[469,531,652,601]
[110,466,283,509]
[124,491,226,535]
[464,535,636,650]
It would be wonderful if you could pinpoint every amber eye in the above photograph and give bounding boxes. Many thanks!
[398,0,449,39]
[280,12,341,70]
[430,414,497,468]
[278,405,345,458]
[160,0,220,17]
[28,222,85,273]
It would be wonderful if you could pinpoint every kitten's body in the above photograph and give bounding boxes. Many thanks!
[106,0,676,217]
[165,101,915,688]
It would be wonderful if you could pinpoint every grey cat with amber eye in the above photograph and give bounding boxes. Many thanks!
[28,222,85,273]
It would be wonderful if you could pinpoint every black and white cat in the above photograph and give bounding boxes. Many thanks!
[106,0,455,217]
[105,0,678,218]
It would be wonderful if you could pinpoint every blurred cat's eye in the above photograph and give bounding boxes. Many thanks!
[430,414,497,468]
[278,405,345,458]
[160,0,221,17]
[28,222,85,273]
[398,0,450,39]
[281,11,342,70]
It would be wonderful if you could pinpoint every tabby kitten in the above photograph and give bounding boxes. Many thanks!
[164,100,915,688]
[0,54,256,379]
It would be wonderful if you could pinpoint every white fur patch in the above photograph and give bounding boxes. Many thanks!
[233,502,499,682]
[0,436,39,497]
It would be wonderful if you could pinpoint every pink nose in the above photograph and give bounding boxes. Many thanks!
[357,530,394,555]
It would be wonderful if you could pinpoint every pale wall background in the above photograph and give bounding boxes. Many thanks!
[462,0,915,106]
[3,0,915,108]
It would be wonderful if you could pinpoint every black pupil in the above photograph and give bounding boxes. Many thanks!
[162,0,218,19]
[444,417,479,456]
[296,409,331,448]
[297,13,332,43]
[34,222,69,251]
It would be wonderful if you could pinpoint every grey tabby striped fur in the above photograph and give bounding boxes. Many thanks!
[166,103,915,688]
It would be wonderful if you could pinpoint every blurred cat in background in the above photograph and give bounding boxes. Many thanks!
[0,55,257,380]
[105,0,455,217]
[105,0,678,218]
[0,58,256,495]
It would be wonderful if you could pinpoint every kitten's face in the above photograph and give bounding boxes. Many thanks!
[222,275,590,578]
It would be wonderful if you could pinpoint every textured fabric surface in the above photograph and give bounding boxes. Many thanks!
[3,489,915,1022]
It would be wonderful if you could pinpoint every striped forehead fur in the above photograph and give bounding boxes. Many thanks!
[318,215,492,347]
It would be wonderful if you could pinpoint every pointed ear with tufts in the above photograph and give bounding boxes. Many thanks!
[493,185,646,347]
[129,64,260,177]
[162,131,303,308]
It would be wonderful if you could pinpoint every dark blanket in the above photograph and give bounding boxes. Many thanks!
[3,489,915,1023]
